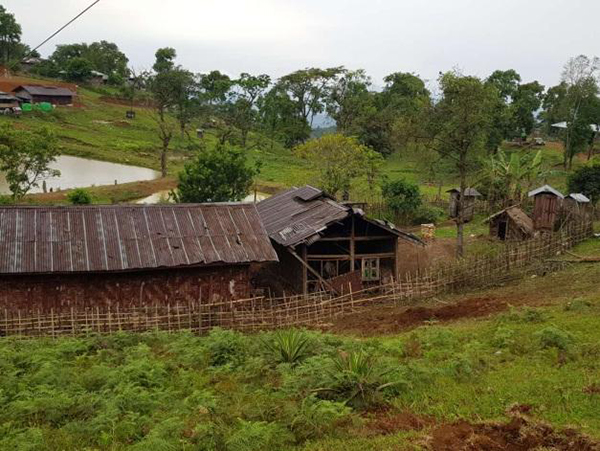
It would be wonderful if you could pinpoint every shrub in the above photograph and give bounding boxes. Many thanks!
[263,329,309,365]
[412,205,445,225]
[536,326,573,351]
[225,420,292,451]
[288,395,352,442]
[382,179,422,216]
[567,161,600,203]
[318,351,403,409]
[67,188,93,205]
[204,328,247,367]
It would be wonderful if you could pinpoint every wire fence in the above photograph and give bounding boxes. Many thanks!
[0,221,593,338]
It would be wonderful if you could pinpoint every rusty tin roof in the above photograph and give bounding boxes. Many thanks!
[257,185,423,247]
[0,203,277,275]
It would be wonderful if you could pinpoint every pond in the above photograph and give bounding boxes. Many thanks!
[136,190,270,204]
[0,155,162,195]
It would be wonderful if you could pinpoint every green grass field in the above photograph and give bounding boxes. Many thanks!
[1,239,599,450]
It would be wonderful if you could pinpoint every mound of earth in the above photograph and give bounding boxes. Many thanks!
[330,295,510,335]
[428,416,598,451]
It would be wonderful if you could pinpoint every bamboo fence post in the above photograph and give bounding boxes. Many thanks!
[71,307,75,335]
[51,308,55,338]
[108,305,112,333]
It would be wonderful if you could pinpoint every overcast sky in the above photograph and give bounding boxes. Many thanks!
[5,0,600,88]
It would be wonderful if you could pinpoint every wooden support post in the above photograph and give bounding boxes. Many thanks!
[350,215,355,272]
[288,248,338,295]
[301,245,308,295]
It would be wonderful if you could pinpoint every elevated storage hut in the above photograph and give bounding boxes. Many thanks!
[528,185,564,231]
[447,188,482,222]
[486,206,534,241]
[256,185,424,295]
[0,204,278,315]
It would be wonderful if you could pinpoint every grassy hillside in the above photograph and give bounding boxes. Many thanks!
[1,238,599,450]
[0,75,588,202]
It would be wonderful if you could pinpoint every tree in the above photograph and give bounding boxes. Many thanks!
[294,134,383,199]
[510,81,545,137]
[50,41,129,82]
[258,85,309,148]
[424,71,495,257]
[67,188,92,205]
[0,125,60,199]
[174,144,257,203]
[230,73,271,147]
[486,69,521,101]
[326,69,372,134]
[64,57,93,82]
[567,162,600,203]
[559,55,600,169]
[148,48,185,176]
[0,6,22,65]
[481,149,547,204]
[199,70,233,105]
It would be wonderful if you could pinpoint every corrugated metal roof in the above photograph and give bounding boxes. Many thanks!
[12,85,76,97]
[257,185,424,247]
[568,193,590,203]
[528,184,564,199]
[0,204,277,275]
[446,187,482,197]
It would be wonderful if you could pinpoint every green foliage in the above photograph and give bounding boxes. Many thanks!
[0,124,60,199]
[412,204,445,225]
[226,419,293,451]
[204,328,248,367]
[64,57,94,82]
[381,178,421,215]
[289,395,352,442]
[175,144,257,203]
[294,134,383,199]
[568,161,600,203]
[318,351,404,409]
[536,326,574,351]
[264,329,310,365]
[66,188,92,205]
[0,5,22,65]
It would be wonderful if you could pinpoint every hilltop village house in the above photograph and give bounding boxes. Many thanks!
[447,188,482,223]
[0,204,277,314]
[486,206,535,241]
[528,185,564,231]
[256,186,424,295]
[12,85,76,105]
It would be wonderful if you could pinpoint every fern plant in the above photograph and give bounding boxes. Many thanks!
[263,329,309,365]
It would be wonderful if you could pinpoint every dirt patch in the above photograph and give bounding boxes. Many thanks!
[364,410,434,436]
[330,296,511,335]
[427,416,598,450]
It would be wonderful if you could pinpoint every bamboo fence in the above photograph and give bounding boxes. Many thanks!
[0,221,593,338]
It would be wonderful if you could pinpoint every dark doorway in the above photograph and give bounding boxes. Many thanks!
[498,220,508,240]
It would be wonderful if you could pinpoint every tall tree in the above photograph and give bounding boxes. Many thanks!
[294,134,383,200]
[229,73,271,147]
[148,48,184,177]
[326,69,372,134]
[510,81,545,137]
[257,85,308,148]
[424,71,495,257]
[50,41,129,82]
[559,55,600,169]
[0,6,22,65]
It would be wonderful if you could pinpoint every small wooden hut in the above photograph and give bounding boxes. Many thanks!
[528,185,564,231]
[564,193,592,220]
[447,188,482,222]
[256,185,424,295]
[486,206,534,241]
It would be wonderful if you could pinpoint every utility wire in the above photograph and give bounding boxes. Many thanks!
[26,0,102,58]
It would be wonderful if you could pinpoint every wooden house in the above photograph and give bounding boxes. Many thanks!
[486,206,534,241]
[256,186,424,295]
[564,193,592,221]
[0,91,20,109]
[447,188,482,222]
[12,85,76,105]
[0,204,278,315]
[528,185,564,231]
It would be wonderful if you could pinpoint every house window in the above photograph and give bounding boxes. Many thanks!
[361,258,380,282]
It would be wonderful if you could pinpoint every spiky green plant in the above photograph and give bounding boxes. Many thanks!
[317,351,401,409]
[264,329,310,365]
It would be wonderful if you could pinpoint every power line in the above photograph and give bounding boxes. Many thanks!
[28,0,101,56]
